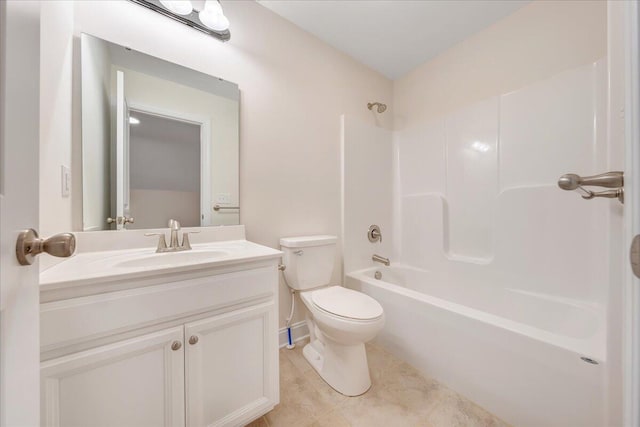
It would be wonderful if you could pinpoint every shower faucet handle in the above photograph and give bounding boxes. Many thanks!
[368,225,382,243]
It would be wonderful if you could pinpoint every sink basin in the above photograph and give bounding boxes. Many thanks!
[114,250,229,268]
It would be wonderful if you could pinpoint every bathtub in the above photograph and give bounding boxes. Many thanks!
[346,265,606,427]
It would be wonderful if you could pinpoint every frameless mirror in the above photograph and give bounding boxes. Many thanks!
[80,33,239,231]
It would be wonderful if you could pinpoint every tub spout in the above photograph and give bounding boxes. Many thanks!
[372,254,390,266]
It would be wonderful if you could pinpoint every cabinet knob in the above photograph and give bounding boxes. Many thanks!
[189,335,199,345]
[171,340,182,351]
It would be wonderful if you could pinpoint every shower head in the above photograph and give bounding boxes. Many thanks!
[367,102,387,113]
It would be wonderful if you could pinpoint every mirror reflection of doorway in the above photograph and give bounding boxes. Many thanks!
[127,110,201,229]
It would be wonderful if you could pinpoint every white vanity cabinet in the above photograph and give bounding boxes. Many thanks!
[41,327,186,427]
[40,257,280,427]
[185,303,276,427]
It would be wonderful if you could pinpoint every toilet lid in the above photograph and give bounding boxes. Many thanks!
[311,286,383,320]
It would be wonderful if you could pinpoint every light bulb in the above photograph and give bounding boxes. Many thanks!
[129,117,140,125]
[199,0,229,31]
[159,0,193,16]
[202,0,222,15]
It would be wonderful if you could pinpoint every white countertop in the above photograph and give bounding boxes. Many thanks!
[40,240,282,291]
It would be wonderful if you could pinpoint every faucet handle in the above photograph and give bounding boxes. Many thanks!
[168,219,181,230]
[181,230,200,250]
[368,224,382,243]
[144,232,168,252]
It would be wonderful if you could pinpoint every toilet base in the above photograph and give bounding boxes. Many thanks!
[303,338,372,396]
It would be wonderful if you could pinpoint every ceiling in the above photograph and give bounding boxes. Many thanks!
[257,0,530,80]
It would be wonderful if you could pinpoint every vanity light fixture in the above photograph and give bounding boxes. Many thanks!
[199,0,230,32]
[129,0,231,42]
[159,0,193,15]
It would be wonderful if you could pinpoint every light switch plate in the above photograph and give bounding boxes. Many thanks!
[61,165,71,197]
[216,193,231,203]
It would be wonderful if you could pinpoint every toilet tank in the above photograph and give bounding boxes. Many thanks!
[279,235,337,291]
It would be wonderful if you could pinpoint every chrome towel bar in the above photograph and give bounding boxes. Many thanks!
[213,204,240,211]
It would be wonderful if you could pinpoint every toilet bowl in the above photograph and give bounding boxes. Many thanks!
[300,286,384,395]
[280,235,385,396]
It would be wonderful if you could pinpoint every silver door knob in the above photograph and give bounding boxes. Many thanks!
[189,335,199,345]
[171,341,182,351]
[16,229,76,266]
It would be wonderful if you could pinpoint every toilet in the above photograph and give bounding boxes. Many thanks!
[280,235,385,396]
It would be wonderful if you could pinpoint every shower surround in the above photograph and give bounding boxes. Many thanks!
[342,57,619,427]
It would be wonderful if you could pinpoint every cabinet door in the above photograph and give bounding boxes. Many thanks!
[185,302,278,427]
[41,327,185,427]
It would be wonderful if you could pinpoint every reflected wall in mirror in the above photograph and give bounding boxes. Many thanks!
[81,33,239,231]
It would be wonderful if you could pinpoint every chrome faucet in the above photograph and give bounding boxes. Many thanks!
[145,219,199,253]
[372,254,390,266]
[168,219,181,249]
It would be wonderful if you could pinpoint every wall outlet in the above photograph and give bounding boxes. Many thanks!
[216,193,231,203]
[61,165,71,198]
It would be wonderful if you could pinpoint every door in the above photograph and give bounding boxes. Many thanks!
[0,1,41,426]
[625,1,640,425]
[41,327,185,427]
[185,303,278,427]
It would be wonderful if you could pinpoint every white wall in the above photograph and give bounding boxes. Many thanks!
[393,0,606,130]
[341,115,393,274]
[39,0,393,328]
[40,0,74,238]
[80,34,111,231]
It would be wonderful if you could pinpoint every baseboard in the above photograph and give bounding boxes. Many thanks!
[278,321,309,348]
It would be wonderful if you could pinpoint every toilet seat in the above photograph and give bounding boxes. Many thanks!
[309,286,383,321]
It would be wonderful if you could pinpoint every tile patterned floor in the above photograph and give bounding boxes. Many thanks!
[246,339,510,427]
